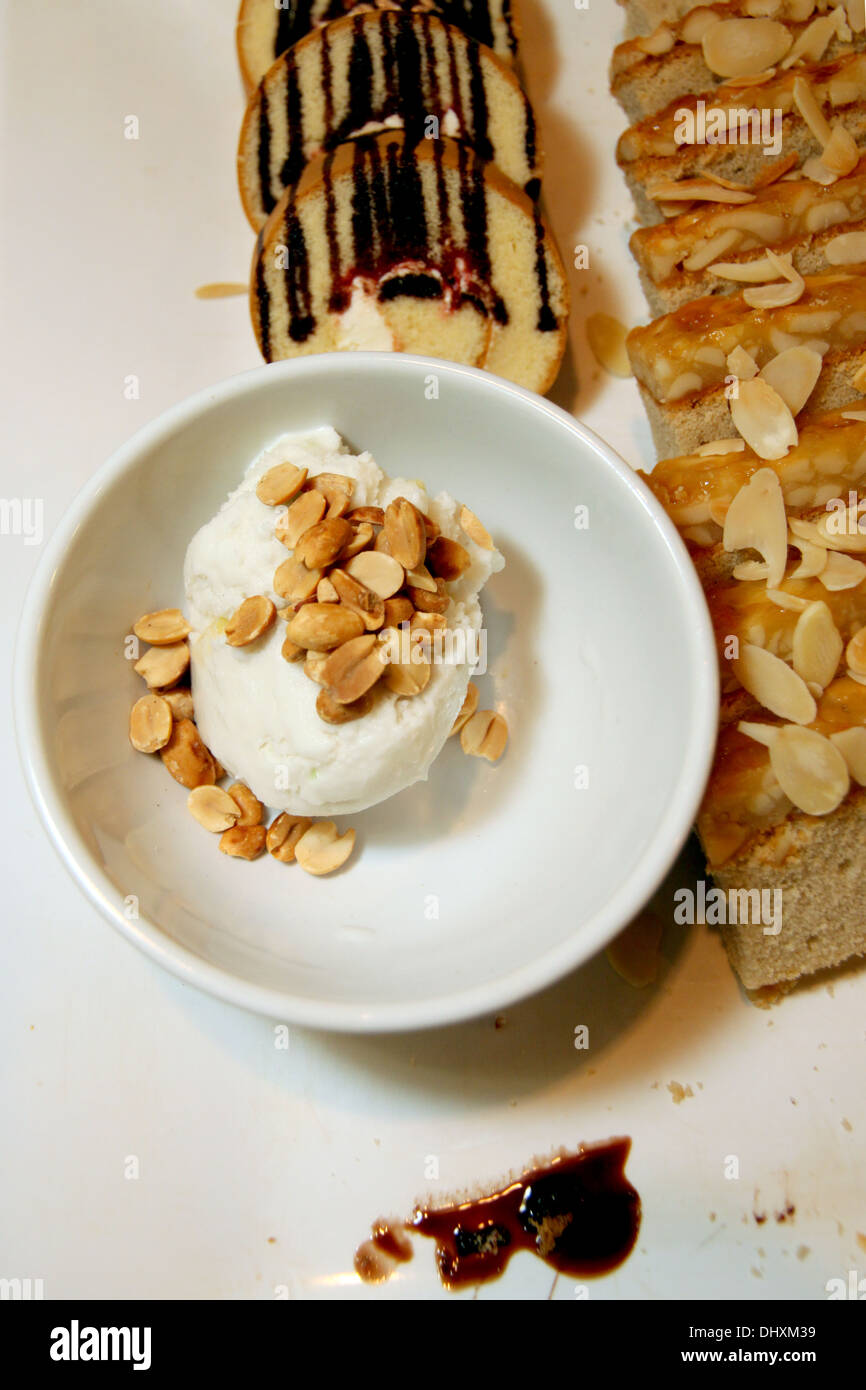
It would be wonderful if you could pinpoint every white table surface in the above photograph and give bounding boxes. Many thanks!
[2,0,864,1300]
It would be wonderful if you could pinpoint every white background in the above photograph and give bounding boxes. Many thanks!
[1,0,863,1299]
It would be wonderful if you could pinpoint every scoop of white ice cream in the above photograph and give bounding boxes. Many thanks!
[183,427,503,817]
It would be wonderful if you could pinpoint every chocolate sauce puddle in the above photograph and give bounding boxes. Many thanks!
[355,1138,640,1290]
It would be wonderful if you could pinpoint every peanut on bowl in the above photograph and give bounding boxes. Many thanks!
[14,354,717,1032]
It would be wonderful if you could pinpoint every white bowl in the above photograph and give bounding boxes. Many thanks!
[14,354,717,1032]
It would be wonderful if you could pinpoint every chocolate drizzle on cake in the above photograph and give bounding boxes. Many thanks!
[248,6,538,230]
[271,0,519,68]
[283,188,315,341]
[533,206,557,333]
[254,229,272,359]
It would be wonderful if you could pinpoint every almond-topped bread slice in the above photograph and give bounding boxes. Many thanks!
[612,1,864,123]
[236,0,520,93]
[250,131,568,394]
[617,52,866,224]
[239,10,541,232]
[641,410,866,557]
[627,272,866,454]
[632,158,866,313]
[695,674,866,992]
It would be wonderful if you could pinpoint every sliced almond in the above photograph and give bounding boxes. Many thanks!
[743,263,805,309]
[316,577,339,603]
[723,468,788,585]
[710,255,784,284]
[682,228,743,273]
[801,154,839,186]
[315,687,376,724]
[816,504,866,552]
[789,533,828,579]
[134,641,190,690]
[285,603,365,652]
[727,345,759,378]
[758,346,822,416]
[273,555,322,602]
[821,123,859,177]
[256,461,307,507]
[733,560,771,581]
[822,229,866,266]
[730,378,798,460]
[586,313,632,377]
[781,12,839,68]
[305,472,354,518]
[295,517,354,570]
[635,21,675,54]
[647,179,755,205]
[847,0,865,35]
[129,693,173,753]
[218,824,267,859]
[266,813,313,863]
[792,600,843,687]
[697,437,747,456]
[829,727,866,784]
[320,633,386,703]
[225,595,275,647]
[227,782,264,827]
[702,17,792,77]
[846,625,866,675]
[160,718,217,789]
[133,608,190,645]
[163,687,194,721]
[187,785,240,833]
[450,681,480,736]
[767,724,849,814]
[295,821,356,876]
[841,409,866,422]
[329,567,385,630]
[338,522,375,561]
[346,506,384,526]
[407,575,449,615]
[384,498,427,570]
[275,489,326,548]
[818,552,866,590]
[427,535,472,581]
[344,550,405,599]
[460,709,508,762]
[732,642,818,722]
[737,720,779,749]
[793,74,833,145]
[765,588,809,612]
[383,646,431,696]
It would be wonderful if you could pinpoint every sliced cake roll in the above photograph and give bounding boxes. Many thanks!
[617,52,866,225]
[250,131,568,393]
[612,1,865,123]
[631,158,866,313]
[239,9,540,232]
[627,271,866,453]
[237,0,520,93]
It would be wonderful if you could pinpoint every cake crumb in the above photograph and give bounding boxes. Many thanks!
[667,1081,694,1104]
[842,1118,853,1132]
[796,1245,811,1261]
[750,1266,763,1279]
[856,1233,866,1254]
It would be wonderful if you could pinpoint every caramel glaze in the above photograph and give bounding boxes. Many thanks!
[354,1139,640,1290]
[274,0,519,73]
